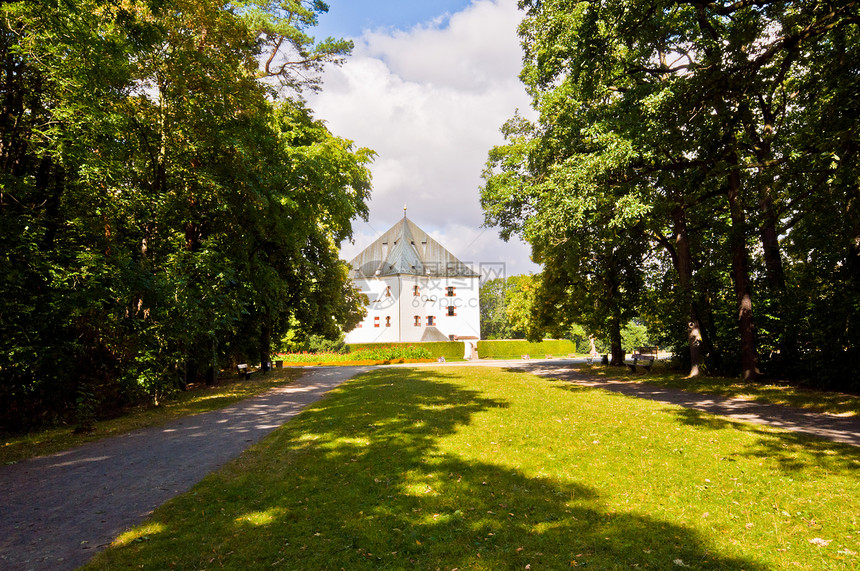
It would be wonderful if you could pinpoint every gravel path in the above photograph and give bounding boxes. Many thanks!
[0,366,368,571]
[2,360,858,571]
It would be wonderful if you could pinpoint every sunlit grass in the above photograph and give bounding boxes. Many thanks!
[86,366,860,570]
[0,368,302,464]
[112,522,166,548]
[585,362,860,417]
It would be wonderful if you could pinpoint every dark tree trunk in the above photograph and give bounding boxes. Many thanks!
[759,190,799,369]
[259,312,272,373]
[608,314,624,366]
[727,164,759,380]
[672,208,704,376]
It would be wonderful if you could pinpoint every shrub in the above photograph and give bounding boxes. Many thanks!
[277,345,435,365]
[347,342,465,361]
[477,339,577,359]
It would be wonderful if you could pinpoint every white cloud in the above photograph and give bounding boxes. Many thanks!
[307,0,539,277]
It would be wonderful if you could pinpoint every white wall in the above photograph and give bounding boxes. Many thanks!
[344,276,400,344]
[344,274,481,344]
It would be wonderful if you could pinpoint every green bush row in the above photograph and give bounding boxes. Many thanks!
[347,342,465,361]
[477,339,577,359]
[279,345,434,363]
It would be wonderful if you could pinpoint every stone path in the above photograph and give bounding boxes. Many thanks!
[0,366,368,571]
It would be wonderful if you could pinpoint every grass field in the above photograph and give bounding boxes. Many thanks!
[87,366,860,570]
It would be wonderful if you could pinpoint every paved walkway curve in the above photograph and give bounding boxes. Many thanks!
[0,366,368,571]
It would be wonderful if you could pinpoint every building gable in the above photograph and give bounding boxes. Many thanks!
[349,217,478,279]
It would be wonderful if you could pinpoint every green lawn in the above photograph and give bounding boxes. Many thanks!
[87,366,859,570]
[1,368,302,465]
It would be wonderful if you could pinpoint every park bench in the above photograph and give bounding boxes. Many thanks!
[237,364,254,380]
[626,346,659,373]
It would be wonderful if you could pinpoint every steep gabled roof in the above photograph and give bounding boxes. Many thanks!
[349,216,479,278]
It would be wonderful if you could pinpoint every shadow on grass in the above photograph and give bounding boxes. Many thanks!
[519,362,860,471]
[90,367,765,570]
[669,407,860,473]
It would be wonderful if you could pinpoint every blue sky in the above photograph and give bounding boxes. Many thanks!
[306,0,540,278]
[315,0,475,39]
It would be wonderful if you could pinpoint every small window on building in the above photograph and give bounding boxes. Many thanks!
[413,285,420,296]
[385,316,391,327]
[414,315,421,327]
[426,316,435,326]
[374,316,380,328]
[447,306,456,317]
[446,286,456,297]
[385,286,392,297]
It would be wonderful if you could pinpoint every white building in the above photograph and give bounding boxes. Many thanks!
[344,214,481,351]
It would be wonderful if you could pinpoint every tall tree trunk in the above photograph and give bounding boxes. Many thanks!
[673,208,703,377]
[759,189,797,369]
[604,254,625,366]
[609,313,624,366]
[727,163,759,380]
[259,311,272,372]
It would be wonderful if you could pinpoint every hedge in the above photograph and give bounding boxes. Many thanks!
[477,339,577,359]
[347,342,466,362]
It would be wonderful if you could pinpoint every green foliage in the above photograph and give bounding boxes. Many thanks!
[476,339,576,359]
[479,277,519,340]
[480,275,541,340]
[0,0,371,429]
[482,0,860,386]
[621,320,650,354]
[304,334,348,355]
[347,342,465,362]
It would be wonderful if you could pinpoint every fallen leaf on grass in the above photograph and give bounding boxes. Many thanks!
[809,538,832,547]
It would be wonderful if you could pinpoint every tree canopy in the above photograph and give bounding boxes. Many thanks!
[0,0,372,429]
[482,0,859,386]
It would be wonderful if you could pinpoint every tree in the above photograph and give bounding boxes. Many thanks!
[483,0,860,384]
[234,0,353,90]
[0,0,372,429]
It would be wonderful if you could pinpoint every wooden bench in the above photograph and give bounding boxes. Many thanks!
[626,346,658,373]
[237,364,254,380]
